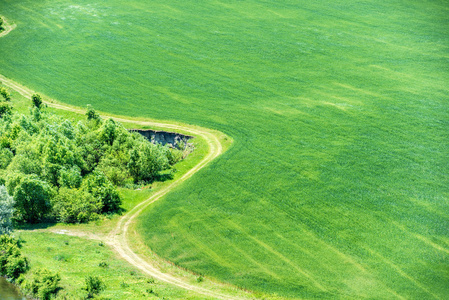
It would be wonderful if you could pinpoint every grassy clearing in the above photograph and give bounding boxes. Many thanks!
[1,0,449,298]
[15,231,215,300]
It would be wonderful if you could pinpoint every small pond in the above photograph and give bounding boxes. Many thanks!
[0,277,27,300]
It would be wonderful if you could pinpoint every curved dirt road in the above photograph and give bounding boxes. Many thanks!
[0,74,248,299]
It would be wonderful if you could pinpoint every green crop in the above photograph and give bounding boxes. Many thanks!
[1,0,448,298]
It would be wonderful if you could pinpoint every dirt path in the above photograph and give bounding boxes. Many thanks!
[0,74,248,299]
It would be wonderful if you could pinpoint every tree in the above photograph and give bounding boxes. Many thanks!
[128,142,169,182]
[0,148,13,169]
[0,17,4,32]
[99,118,117,145]
[52,188,101,223]
[0,101,12,118]
[81,171,121,213]
[0,87,11,101]
[12,174,53,223]
[86,104,100,121]
[31,93,43,109]
[58,165,82,188]
[0,186,14,235]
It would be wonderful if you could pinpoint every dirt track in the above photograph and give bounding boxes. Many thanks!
[0,74,248,299]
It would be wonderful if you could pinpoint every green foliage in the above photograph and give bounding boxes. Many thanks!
[96,154,130,186]
[165,147,184,165]
[10,174,54,223]
[0,148,13,169]
[86,104,100,121]
[0,103,179,224]
[0,86,12,118]
[52,188,101,223]
[31,93,43,109]
[0,235,29,281]
[83,275,105,299]
[0,16,4,32]
[0,101,12,118]
[0,186,14,234]
[81,171,121,213]
[127,142,169,183]
[99,118,117,145]
[58,165,82,189]
[0,87,11,101]
[22,268,61,300]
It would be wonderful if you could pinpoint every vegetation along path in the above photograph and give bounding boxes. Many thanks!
[0,73,248,300]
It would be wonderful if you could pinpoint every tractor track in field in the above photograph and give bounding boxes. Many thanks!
[0,74,248,300]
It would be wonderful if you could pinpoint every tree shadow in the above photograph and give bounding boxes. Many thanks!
[16,222,57,231]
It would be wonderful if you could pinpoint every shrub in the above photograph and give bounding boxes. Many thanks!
[0,88,10,102]
[128,142,169,183]
[0,235,29,281]
[86,105,100,121]
[58,165,82,189]
[82,171,121,213]
[96,154,130,186]
[52,188,101,223]
[22,268,61,300]
[0,148,13,169]
[31,93,43,109]
[0,101,12,118]
[83,275,105,298]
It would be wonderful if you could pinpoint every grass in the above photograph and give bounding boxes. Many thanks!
[15,231,215,299]
[1,0,449,298]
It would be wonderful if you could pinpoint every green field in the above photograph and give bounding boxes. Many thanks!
[1,0,449,298]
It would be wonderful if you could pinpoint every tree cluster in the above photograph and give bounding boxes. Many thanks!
[0,91,184,224]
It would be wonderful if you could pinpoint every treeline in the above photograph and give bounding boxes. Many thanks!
[0,89,186,224]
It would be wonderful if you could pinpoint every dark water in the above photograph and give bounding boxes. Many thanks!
[0,277,26,300]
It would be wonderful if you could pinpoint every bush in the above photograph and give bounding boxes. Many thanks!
[31,93,43,109]
[86,105,100,121]
[84,275,105,298]
[128,142,169,183]
[0,87,11,102]
[0,148,13,169]
[52,188,101,223]
[0,102,12,118]
[22,268,61,300]
[96,154,131,186]
[58,165,82,189]
[0,235,29,281]
[82,171,121,213]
